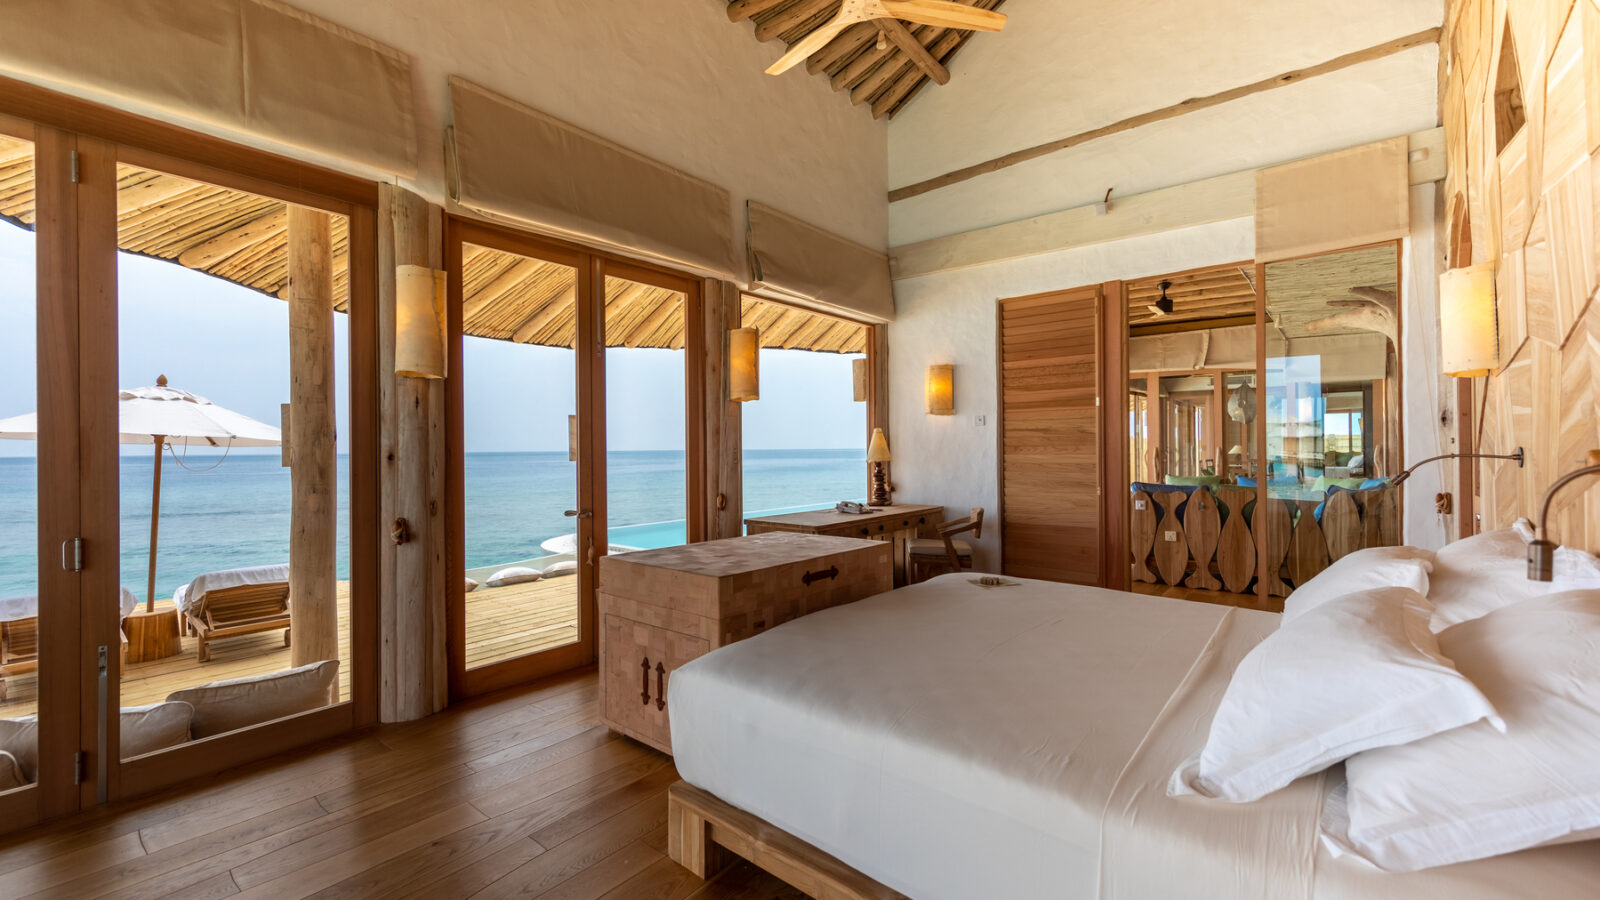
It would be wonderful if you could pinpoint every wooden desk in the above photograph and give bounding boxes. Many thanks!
[744,503,943,586]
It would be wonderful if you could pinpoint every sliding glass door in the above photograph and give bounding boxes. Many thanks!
[0,111,378,830]
[445,221,702,699]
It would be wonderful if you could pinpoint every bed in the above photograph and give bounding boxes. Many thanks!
[666,573,1600,899]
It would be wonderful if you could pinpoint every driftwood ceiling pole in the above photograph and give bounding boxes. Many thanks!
[287,205,339,695]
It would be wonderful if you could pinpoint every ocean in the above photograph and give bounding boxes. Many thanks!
[0,449,866,601]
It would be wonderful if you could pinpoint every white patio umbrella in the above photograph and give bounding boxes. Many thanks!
[0,375,281,613]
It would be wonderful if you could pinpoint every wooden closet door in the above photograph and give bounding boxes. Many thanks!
[998,286,1103,584]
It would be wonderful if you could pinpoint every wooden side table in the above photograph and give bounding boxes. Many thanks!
[744,503,943,587]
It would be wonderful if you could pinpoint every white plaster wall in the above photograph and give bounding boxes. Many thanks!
[1401,182,1452,551]
[888,219,1254,570]
[889,49,1440,245]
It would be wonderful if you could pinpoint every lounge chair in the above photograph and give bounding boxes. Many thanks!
[1,588,138,701]
[175,565,292,663]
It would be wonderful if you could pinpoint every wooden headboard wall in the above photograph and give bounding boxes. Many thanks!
[1442,0,1600,551]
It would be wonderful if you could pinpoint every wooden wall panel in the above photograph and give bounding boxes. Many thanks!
[1447,0,1600,552]
[997,286,1102,584]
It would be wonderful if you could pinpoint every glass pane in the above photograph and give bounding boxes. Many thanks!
[604,274,687,550]
[0,134,38,791]
[114,163,351,756]
[1264,244,1402,599]
[739,299,869,519]
[461,243,579,669]
[1158,374,1217,479]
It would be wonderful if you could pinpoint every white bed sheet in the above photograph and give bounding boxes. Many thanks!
[669,573,1600,899]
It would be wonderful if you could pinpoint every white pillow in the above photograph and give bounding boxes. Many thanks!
[167,659,340,739]
[486,567,541,587]
[1331,590,1600,871]
[540,561,578,578]
[0,717,38,783]
[1170,586,1498,803]
[465,577,480,593]
[1428,529,1600,631]
[1281,545,1434,624]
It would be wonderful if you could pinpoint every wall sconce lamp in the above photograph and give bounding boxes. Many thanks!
[1388,447,1524,485]
[395,265,447,379]
[1439,264,1498,377]
[1527,450,1600,581]
[730,327,759,402]
[926,364,954,415]
[866,427,892,507]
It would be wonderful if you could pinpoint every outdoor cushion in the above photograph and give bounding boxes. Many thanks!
[487,567,541,587]
[541,561,579,578]
[465,577,480,593]
[168,659,339,739]
[0,749,23,790]
[120,701,194,759]
[173,564,290,617]
[0,717,38,783]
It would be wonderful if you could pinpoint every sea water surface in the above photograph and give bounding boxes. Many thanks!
[0,449,865,600]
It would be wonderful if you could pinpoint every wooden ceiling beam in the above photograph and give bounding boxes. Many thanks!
[872,26,964,117]
[889,26,1442,201]
[727,0,790,23]
[876,20,947,85]
[755,0,834,42]
[807,22,876,74]
[831,36,897,91]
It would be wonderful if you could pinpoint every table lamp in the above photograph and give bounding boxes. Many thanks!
[867,427,892,506]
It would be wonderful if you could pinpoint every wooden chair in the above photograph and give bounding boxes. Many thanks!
[907,508,984,583]
[185,582,292,663]
[0,618,38,702]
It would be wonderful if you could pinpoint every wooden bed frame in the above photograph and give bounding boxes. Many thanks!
[668,780,906,899]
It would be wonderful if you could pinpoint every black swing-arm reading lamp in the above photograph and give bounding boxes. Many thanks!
[1386,447,1525,486]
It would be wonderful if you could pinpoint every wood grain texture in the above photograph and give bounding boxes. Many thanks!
[1214,487,1256,593]
[1182,488,1221,590]
[998,287,1103,585]
[1129,491,1158,583]
[1261,498,1293,597]
[0,671,807,898]
[1286,499,1331,588]
[1447,0,1600,553]
[1151,491,1191,586]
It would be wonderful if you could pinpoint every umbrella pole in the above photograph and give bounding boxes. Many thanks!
[146,436,164,613]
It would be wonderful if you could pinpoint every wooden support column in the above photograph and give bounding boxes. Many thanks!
[701,279,743,540]
[868,322,890,503]
[287,206,339,693]
[379,185,447,722]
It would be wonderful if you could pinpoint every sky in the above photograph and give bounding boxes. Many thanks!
[0,222,866,457]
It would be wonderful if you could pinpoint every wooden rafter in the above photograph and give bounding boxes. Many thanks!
[730,0,1005,118]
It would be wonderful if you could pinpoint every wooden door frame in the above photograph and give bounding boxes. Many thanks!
[443,217,709,700]
[0,79,382,823]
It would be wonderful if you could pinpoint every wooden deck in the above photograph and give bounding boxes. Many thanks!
[0,576,579,719]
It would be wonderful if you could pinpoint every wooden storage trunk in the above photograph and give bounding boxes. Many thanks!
[597,532,892,754]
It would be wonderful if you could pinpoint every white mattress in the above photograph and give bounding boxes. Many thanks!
[669,573,1600,899]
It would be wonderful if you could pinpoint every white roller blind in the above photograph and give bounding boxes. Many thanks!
[447,77,739,279]
[0,0,418,177]
[747,201,894,323]
[1256,136,1409,263]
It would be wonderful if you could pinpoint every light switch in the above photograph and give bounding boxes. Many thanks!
[1164,530,1177,542]
[973,414,987,427]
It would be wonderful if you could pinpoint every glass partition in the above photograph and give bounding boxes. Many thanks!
[1262,243,1403,598]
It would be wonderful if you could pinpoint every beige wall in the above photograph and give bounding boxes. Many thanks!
[1444,0,1600,552]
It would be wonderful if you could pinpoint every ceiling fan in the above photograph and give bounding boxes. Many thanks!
[765,0,1008,75]
[1148,280,1175,317]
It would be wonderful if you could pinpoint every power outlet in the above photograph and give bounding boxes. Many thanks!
[973,415,987,427]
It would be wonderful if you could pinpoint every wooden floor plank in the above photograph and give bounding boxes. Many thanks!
[0,672,805,900]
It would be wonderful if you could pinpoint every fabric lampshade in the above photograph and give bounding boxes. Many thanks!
[730,327,759,402]
[1439,264,1498,377]
[395,265,447,379]
[866,427,891,463]
[926,364,955,415]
